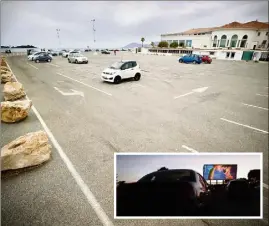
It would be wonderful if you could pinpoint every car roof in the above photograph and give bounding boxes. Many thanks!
[121,60,137,63]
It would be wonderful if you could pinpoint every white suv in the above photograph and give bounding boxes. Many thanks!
[101,60,141,84]
[68,53,88,64]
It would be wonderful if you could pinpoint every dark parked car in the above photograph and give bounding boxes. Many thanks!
[34,53,52,63]
[201,55,212,64]
[116,169,212,216]
[226,179,250,199]
[101,50,110,54]
[5,49,11,54]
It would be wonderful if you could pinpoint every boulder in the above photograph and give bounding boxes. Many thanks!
[1,131,52,171]
[1,100,32,123]
[1,66,9,71]
[1,71,14,83]
[3,82,26,101]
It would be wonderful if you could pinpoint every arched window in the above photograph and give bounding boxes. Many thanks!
[220,35,227,47]
[230,35,238,47]
[213,35,217,47]
[240,35,248,48]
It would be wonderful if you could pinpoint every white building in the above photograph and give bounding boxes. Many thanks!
[161,21,269,50]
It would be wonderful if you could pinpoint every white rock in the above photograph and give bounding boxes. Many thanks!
[3,82,26,101]
[1,131,52,171]
[1,71,14,83]
[1,100,32,123]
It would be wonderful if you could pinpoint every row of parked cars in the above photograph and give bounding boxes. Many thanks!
[116,168,261,216]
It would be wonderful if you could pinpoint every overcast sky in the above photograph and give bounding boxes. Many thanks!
[116,154,261,182]
[1,1,268,48]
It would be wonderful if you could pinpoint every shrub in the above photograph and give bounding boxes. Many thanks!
[170,42,179,48]
[158,41,169,48]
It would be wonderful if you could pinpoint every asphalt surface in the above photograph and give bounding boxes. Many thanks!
[1,52,268,226]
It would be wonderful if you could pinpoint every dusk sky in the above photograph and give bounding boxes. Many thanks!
[116,154,261,182]
[1,1,268,48]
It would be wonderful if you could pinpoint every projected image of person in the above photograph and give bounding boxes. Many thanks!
[209,165,225,180]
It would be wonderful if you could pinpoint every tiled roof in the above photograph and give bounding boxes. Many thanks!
[162,20,269,36]
[181,27,217,35]
[220,21,269,29]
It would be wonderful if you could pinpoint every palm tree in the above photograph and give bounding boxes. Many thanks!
[141,37,145,48]
[151,41,155,47]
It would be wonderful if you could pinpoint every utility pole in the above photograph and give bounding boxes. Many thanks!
[91,19,96,43]
[56,28,61,50]
[91,19,97,55]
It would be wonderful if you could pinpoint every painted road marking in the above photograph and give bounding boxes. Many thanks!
[174,87,209,99]
[220,118,269,134]
[242,103,268,111]
[54,87,84,97]
[50,63,60,67]
[6,63,114,226]
[181,145,199,153]
[27,63,38,69]
[56,73,112,96]
[256,94,268,97]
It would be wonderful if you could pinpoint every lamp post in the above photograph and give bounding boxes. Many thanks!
[56,28,61,50]
[91,19,97,55]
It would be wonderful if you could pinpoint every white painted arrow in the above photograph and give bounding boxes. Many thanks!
[54,87,84,97]
[174,87,208,99]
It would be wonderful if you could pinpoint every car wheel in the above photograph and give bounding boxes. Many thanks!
[35,59,39,63]
[134,73,141,81]
[68,59,71,63]
[179,59,183,63]
[75,60,78,64]
[47,59,51,62]
[114,76,121,84]
[85,61,88,64]
[193,61,197,64]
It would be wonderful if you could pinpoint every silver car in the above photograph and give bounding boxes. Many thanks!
[68,53,88,64]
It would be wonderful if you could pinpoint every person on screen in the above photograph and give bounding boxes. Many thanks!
[223,166,234,179]
[208,165,226,180]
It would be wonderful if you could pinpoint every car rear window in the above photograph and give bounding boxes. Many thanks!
[131,61,137,67]
[138,170,196,183]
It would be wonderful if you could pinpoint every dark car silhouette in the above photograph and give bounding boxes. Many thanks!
[226,179,250,199]
[116,169,212,216]
[34,53,52,63]
[101,50,110,54]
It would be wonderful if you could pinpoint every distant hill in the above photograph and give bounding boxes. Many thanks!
[1,45,37,48]
[123,42,159,49]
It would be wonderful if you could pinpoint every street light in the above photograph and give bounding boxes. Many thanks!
[56,28,61,50]
[91,19,98,55]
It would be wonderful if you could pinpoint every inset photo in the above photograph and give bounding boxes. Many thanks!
[114,153,263,219]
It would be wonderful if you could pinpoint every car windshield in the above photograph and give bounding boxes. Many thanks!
[138,170,196,183]
[74,54,84,57]
[109,62,124,69]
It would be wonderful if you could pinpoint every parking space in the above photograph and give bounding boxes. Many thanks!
[3,52,268,226]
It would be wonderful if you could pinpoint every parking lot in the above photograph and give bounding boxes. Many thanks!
[1,51,268,226]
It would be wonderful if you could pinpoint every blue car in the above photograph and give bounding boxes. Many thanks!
[34,53,52,63]
[178,54,202,64]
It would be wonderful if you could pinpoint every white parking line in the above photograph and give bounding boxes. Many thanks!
[256,94,268,97]
[242,103,268,111]
[6,62,114,226]
[181,145,199,153]
[56,73,112,96]
[220,118,269,134]
[27,63,38,69]
[50,63,60,67]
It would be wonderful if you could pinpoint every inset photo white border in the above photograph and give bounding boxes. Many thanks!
[114,152,264,220]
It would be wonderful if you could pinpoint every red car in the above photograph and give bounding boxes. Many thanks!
[201,55,212,64]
